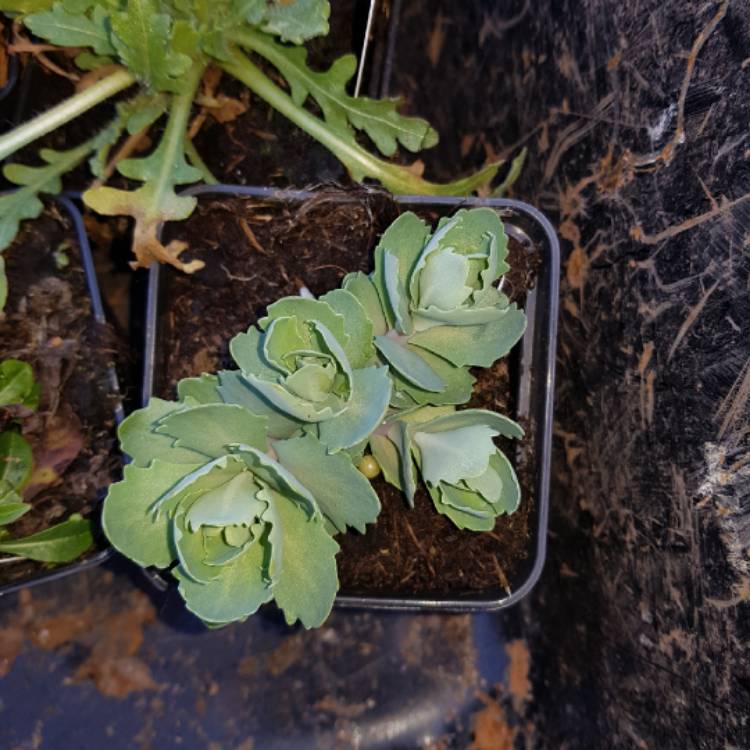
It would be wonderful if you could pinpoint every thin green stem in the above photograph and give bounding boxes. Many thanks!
[220,48,498,196]
[0,69,136,163]
[185,138,218,184]
[153,63,205,206]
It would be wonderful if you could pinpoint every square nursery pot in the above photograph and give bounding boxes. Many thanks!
[0,195,123,597]
[138,185,559,613]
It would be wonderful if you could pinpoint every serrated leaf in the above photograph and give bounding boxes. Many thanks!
[242,0,329,44]
[177,373,222,403]
[221,48,501,196]
[118,398,209,467]
[82,84,203,271]
[240,28,436,157]
[265,489,338,628]
[110,0,193,92]
[88,94,166,178]
[155,402,268,457]
[26,3,115,56]
[274,433,380,533]
[1,141,92,252]
[0,514,93,562]
[102,460,204,567]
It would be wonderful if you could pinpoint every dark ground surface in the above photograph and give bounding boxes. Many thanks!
[1,0,749,747]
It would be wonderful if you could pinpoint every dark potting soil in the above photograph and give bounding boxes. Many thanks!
[156,189,539,596]
[0,209,121,585]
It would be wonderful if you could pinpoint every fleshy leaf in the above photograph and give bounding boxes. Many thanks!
[177,373,222,404]
[102,460,203,567]
[342,272,387,336]
[410,306,527,368]
[175,539,272,625]
[184,471,266,531]
[382,252,412,334]
[413,424,499,486]
[155,403,268,457]
[316,366,391,452]
[118,398,208,467]
[217,370,303,439]
[274,434,380,533]
[320,288,375,368]
[229,327,283,381]
[428,485,495,532]
[416,409,524,440]
[487,451,521,515]
[172,513,221,584]
[374,335,444,393]
[388,348,475,407]
[265,490,339,628]
[369,434,401,490]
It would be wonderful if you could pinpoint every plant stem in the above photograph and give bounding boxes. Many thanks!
[185,138,218,184]
[0,69,136,163]
[220,48,498,196]
[152,64,205,207]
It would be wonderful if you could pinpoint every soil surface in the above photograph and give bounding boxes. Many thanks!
[156,188,538,596]
[0,208,121,586]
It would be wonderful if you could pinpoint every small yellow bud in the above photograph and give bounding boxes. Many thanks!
[358,454,381,479]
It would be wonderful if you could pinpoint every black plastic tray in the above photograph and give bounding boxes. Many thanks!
[139,185,559,612]
[0,195,122,597]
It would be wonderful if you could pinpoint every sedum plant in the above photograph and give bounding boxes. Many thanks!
[103,207,528,627]
[0,359,94,562]
[0,0,511,305]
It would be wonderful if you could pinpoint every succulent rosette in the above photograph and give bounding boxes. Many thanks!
[226,293,391,453]
[344,208,527,408]
[103,377,381,628]
[370,407,523,531]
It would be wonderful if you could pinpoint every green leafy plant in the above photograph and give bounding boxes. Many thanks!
[0,0,517,303]
[0,358,94,563]
[103,207,527,627]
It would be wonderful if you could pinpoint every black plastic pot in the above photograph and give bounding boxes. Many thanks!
[139,185,559,612]
[0,195,122,597]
